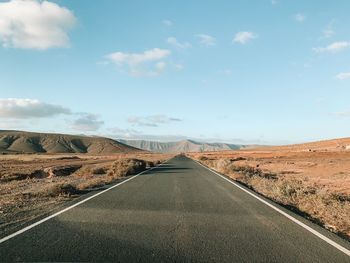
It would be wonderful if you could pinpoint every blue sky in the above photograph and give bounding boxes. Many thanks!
[1,0,350,144]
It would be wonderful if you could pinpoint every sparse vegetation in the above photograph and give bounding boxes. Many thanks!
[41,183,80,197]
[108,159,146,178]
[92,167,107,175]
[0,153,172,236]
[0,130,140,155]
[191,153,350,240]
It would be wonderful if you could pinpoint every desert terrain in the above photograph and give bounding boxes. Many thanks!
[0,130,140,154]
[188,137,350,240]
[0,131,174,237]
[0,153,173,236]
[1,131,350,244]
[119,139,247,153]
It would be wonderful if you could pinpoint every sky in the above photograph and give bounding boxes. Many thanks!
[1,0,350,145]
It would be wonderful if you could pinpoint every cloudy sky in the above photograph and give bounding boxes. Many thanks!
[1,0,350,144]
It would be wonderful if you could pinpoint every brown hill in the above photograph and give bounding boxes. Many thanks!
[118,139,245,153]
[253,137,350,152]
[0,130,141,154]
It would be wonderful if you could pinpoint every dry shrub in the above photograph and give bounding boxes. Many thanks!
[92,167,107,175]
[38,183,79,197]
[198,157,215,169]
[108,158,146,178]
[215,158,232,173]
[198,155,209,161]
[1,170,48,182]
[231,157,246,162]
[146,161,155,168]
[77,159,147,190]
[44,165,82,177]
[74,165,104,177]
[197,157,350,239]
[0,153,169,235]
[55,156,80,160]
[146,160,162,167]
[232,166,277,180]
[240,175,350,237]
[208,158,277,180]
[76,177,112,190]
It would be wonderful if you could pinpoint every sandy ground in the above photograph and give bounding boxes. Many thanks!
[188,143,350,239]
[190,150,350,195]
[0,153,173,236]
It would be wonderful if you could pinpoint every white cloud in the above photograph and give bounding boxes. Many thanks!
[0,98,71,119]
[166,37,191,49]
[174,63,184,70]
[105,48,171,76]
[0,0,76,50]
[162,20,173,26]
[107,48,170,64]
[294,13,306,22]
[233,31,257,44]
[336,72,350,80]
[271,0,278,5]
[71,113,104,131]
[155,61,166,71]
[334,111,350,117]
[128,115,182,127]
[313,41,350,53]
[0,118,32,130]
[323,22,335,38]
[108,127,141,137]
[196,34,216,46]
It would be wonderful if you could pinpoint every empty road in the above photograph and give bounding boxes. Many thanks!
[1,156,350,262]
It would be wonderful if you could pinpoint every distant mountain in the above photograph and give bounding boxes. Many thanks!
[259,137,350,152]
[0,130,141,154]
[118,139,245,153]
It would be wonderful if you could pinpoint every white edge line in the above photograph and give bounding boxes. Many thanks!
[0,159,171,244]
[195,160,350,257]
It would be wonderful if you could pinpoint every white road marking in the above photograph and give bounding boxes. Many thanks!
[195,160,350,257]
[0,160,170,244]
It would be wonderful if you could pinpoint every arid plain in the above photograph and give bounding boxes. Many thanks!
[1,132,350,244]
[0,132,173,237]
[188,137,350,240]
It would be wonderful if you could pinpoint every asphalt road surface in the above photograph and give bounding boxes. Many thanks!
[1,156,350,262]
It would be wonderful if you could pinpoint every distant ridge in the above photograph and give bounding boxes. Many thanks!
[257,137,350,152]
[118,139,246,153]
[0,130,141,154]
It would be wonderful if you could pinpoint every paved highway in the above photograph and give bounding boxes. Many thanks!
[1,156,349,262]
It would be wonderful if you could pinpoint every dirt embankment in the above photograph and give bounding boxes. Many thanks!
[0,153,173,236]
[188,150,350,240]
